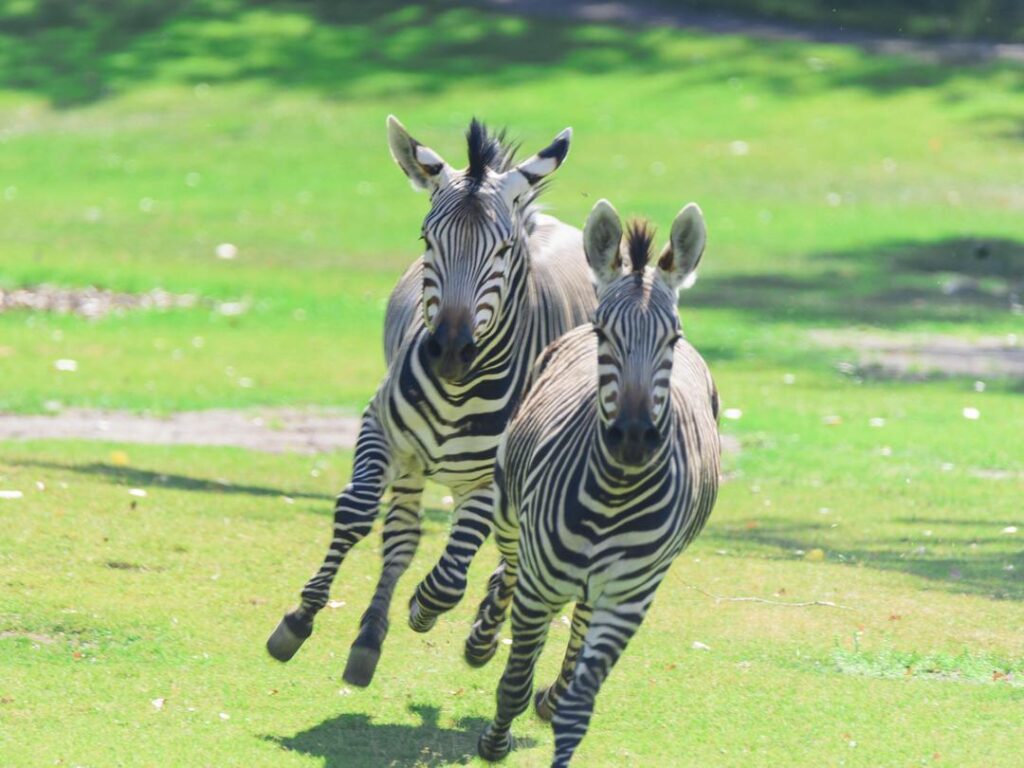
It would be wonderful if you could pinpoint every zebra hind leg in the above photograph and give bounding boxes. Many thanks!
[478,588,556,762]
[549,605,646,768]
[343,471,424,687]
[465,492,520,667]
[409,485,495,632]
[534,601,593,722]
[266,413,390,662]
[464,557,514,667]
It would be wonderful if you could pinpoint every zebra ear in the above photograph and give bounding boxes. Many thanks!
[584,199,624,287]
[500,127,572,205]
[658,203,706,291]
[387,115,451,192]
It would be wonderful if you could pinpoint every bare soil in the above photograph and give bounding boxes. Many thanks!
[810,330,1024,378]
[0,406,741,455]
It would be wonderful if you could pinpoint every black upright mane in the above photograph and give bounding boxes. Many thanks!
[466,118,519,185]
[625,219,655,275]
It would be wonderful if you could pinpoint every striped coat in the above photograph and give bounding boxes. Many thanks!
[470,200,720,767]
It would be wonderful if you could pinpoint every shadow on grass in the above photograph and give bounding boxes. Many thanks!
[1,0,1020,107]
[13,458,332,501]
[267,703,533,768]
[692,236,1024,328]
[706,518,1024,600]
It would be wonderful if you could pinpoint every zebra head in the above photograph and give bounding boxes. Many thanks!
[387,116,573,383]
[583,199,707,468]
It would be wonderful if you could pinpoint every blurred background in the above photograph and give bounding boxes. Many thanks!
[1,2,1022,767]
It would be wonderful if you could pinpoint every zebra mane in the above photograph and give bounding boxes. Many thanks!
[625,219,656,276]
[466,118,519,184]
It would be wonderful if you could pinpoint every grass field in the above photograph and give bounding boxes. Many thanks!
[1,1,1023,766]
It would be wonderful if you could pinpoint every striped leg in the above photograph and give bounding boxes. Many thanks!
[534,602,593,722]
[464,557,514,667]
[343,470,424,687]
[478,585,558,762]
[409,484,495,632]
[465,481,518,666]
[266,411,390,662]
[549,605,647,768]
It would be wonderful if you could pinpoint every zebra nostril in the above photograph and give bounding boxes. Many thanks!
[459,341,477,364]
[606,424,624,446]
[426,337,442,358]
[642,426,660,448]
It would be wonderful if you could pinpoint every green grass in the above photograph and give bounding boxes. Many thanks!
[1,1,1023,765]
[1,437,1021,767]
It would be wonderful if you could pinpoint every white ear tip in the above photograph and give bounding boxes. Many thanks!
[558,127,573,141]
[593,198,617,215]
[680,202,704,220]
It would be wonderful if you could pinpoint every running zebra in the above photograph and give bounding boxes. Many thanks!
[468,200,721,766]
[266,117,597,687]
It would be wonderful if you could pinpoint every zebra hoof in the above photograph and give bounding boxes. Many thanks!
[407,594,438,634]
[477,727,513,762]
[266,613,312,662]
[533,685,555,722]
[464,637,498,668]
[343,643,381,688]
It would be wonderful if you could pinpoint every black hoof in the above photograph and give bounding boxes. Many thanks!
[343,642,382,687]
[534,685,555,722]
[266,613,311,662]
[478,729,513,762]
[408,594,438,634]
[464,637,498,668]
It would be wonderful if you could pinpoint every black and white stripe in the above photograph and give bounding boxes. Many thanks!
[267,118,596,687]
[468,200,720,767]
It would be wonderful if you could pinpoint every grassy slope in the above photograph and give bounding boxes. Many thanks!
[1,440,1021,767]
[1,2,1023,766]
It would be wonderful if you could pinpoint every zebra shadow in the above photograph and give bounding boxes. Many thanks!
[266,703,535,767]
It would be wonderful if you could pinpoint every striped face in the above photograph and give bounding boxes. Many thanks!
[420,185,518,344]
[583,200,707,467]
[594,276,681,429]
[387,116,572,382]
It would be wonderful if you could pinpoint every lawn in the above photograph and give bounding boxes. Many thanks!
[1,1,1023,766]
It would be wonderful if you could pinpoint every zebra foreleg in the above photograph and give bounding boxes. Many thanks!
[478,587,556,762]
[343,470,424,687]
[549,605,646,768]
[465,483,519,665]
[408,484,495,632]
[266,412,390,662]
[534,601,593,722]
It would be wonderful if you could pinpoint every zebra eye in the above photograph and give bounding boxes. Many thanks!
[593,326,608,342]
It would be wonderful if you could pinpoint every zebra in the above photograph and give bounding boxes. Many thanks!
[266,117,597,688]
[466,199,721,766]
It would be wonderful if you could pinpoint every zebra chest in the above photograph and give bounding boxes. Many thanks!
[384,382,516,481]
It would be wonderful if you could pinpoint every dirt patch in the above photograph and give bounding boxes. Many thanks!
[0,284,203,319]
[0,408,361,453]
[0,284,252,319]
[0,406,740,455]
[811,330,1024,379]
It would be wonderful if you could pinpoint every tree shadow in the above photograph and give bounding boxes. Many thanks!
[12,458,331,501]
[705,518,1024,600]
[1,0,1020,107]
[266,703,535,768]
[691,236,1024,329]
